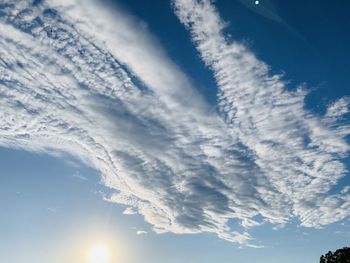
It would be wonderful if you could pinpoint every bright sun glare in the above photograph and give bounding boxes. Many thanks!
[86,244,112,263]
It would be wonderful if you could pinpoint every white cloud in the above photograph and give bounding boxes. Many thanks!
[173,0,350,228]
[0,0,254,245]
[136,230,148,235]
[0,0,349,247]
[341,186,350,194]
[123,207,137,215]
[326,97,350,118]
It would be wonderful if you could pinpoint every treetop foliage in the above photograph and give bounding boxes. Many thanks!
[320,247,350,263]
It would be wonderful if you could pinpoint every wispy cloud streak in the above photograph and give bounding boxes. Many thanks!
[0,0,258,245]
[173,0,350,228]
[0,0,349,247]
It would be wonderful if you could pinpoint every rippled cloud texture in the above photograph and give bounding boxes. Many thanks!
[0,0,349,246]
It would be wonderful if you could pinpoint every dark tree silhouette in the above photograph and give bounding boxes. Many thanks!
[320,247,350,263]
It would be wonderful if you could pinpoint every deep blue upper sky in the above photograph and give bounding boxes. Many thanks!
[112,0,350,108]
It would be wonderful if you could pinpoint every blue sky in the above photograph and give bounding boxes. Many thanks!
[0,0,350,262]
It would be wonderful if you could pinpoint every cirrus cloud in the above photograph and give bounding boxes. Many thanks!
[0,0,349,247]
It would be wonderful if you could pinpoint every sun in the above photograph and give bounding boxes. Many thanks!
[86,244,112,263]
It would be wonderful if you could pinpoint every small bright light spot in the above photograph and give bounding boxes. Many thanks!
[255,0,260,4]
[86,244,111,263]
